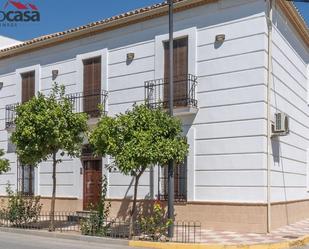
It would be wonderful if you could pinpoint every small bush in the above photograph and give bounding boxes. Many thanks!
[1,185,42,226]
[81,175,111,236]
[139,201,172,241]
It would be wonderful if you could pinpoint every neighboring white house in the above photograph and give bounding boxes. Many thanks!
[0,0,308,233]
[0,35,20,50]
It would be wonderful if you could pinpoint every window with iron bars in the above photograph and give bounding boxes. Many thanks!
[17,161,35,196]
[158,158,187,202]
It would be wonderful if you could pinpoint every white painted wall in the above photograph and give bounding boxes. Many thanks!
[269,6,309,202]
[0,0,307,206]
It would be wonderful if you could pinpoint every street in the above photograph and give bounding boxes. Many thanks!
[0,231,146,249]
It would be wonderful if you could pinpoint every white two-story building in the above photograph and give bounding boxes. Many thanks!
[0,0,308,233]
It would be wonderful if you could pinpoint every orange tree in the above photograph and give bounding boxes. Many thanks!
[89,104,188,237]
[11,84,88,231]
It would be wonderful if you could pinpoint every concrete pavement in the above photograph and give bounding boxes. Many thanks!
[0,231,145,249]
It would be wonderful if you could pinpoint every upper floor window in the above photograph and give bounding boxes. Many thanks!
[21,71,35,103]
[163,37,189,107]
[83,57,101,118]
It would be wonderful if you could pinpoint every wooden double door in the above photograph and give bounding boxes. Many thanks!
[83,159,102,210]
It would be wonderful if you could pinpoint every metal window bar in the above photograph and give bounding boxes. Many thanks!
[5,103,18,129]
[158,159,187,202]
[145,74,198,109]
[17,162,35,196]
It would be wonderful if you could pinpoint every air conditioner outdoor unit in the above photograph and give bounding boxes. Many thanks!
[273,112,289,135]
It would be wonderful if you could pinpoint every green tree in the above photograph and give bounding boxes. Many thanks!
[0,149,10,174]
[11,84,88,231]
[89,104,188,237]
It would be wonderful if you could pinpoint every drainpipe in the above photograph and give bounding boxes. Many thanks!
[266,0,274,234]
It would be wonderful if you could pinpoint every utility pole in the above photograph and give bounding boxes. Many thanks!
[167,0,174,238]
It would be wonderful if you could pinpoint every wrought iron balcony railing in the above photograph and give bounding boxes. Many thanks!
[5,103,18,129]
[4,90,108,129]
[145,74,198,110]
[67,90,108,118]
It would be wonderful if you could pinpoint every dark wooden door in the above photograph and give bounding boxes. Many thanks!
[164,37,188,107]
[83,57,101,117]
[83,159,102,210]
[21,71,35,103]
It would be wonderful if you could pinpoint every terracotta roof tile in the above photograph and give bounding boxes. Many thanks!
[291,2,309,30]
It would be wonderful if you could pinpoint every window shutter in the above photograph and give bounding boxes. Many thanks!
[21,71,35,103]
[83,57,101,117]
[163,37,188,107]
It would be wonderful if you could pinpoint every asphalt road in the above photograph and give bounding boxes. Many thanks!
[0,231,146,249]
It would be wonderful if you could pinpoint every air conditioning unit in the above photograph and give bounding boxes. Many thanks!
[273,113,289,135]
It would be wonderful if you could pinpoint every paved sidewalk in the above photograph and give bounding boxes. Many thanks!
[199,219,309,244]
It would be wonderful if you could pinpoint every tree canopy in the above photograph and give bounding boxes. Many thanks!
[89,104,188,236]
[11,84,88,230]
[90,104,188,175]
[12,84,88,166]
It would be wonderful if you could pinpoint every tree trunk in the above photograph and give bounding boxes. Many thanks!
[129,168,145,239]
[49,151,57,232]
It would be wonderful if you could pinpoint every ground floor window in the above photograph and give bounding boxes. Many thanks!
[17,163,35,196]
[158,158,187,202]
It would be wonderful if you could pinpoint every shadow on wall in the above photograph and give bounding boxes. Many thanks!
[115,175,156,220]
[271,136,290,226]
[116,196,161,221]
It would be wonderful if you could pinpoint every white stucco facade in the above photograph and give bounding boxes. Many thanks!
[0,0,308,224]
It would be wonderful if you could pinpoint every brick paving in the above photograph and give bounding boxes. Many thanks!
[179,219,309,244]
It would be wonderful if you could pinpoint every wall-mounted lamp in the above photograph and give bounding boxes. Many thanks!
[126,53,135,61]
[0,82,3,90]
[52,70,59,81]
[215,34,226,43]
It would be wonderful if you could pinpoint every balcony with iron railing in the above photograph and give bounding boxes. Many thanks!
[67,90,108,118]
[145,74,198,115]
[5,90,108,129]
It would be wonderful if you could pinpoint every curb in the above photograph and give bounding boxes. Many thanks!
[0,227,128,246]
[128,234,309,249]
[1,227,308,249]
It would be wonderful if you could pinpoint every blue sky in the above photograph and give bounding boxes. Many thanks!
[0,0,308,41]
[295,2,309,26]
